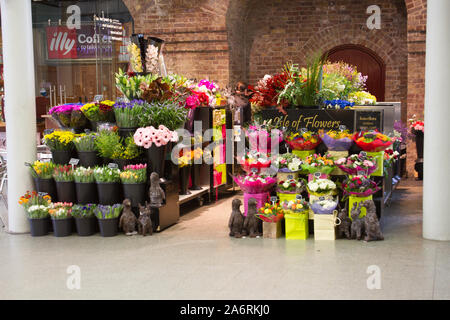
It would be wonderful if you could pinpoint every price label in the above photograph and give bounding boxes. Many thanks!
[286,146,290,153]
[94,94,104,102]
[270,196,278,204]
[339,125,347,131]
[296,194,303,200]
[251,167,258,174]
[314,172,322,179]
[38,192,48,197]
[69,158,80,165]
[108,163,119,169]
[360,151,367,159]
[287,174,294,180]
[40,153,52,159]
[319,196,325,201]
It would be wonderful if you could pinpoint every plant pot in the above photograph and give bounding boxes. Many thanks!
[96,182,122,205]
[98,218,119,237]
[74,217,97,236]
[146,144,167,178]
[179,166,191,195]
[51,218,74,237]
[112,158,134,170]
[102,157,112,165]
[75,182,98,204]
[184,108,195,134]
[28,217,50,237]
[33,177,57,201]
[52,150,72,165]
[77,151,101,168]
[414,131,424,159]
[55,181,77,204]
[190,164,202,190]
[118,127,137,139]
[123,183,147,207]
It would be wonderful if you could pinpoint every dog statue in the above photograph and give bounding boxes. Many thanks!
[228,198,244,238]
[362,200,384,241]
[337,207,352,239]
[119,199,138,235]
[137,202,153,236]
[243,198,262,238]
[149,172,165,207]
[350,202,365,240]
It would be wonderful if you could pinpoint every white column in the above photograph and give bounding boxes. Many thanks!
[1,0,37,233]
[423,0,450,240]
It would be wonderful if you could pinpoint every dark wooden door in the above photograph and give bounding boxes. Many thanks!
[327,44,385,101]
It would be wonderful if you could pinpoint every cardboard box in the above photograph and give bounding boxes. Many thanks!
[263,221,282,239]
[314,212,339,240]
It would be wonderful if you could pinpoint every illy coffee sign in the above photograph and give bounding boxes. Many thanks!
[46,26,78,59]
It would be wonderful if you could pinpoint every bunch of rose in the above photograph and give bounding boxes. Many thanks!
[53,165,74,182]
[120,164,147,184]
[354,130,392,152]
[273,153,302,172]
[49,202,73,219]
[408,114,424,134]
[73,167,95,183]
[307,178,337,196]
[284,131,321,151]
[246,123,283,153]
[48,103,87,129]
[302,154,335,174]
[94,204,123,219]
[80,100,115,122]
[256,202,284,223]
[73,132,97,152]
[134,125,178,148]
[29,161,56,179]
[190,79,219,107]
[43,130,76,151]
[335,153,377,176]
[71,204,97,219]
[277,178,306,194]
[113,99,147,128]
[239,151,271,173]
[232,173,277,194]
[341,175,380,197]
[310,198,339,215]
[319,129,353,151]
[93,166,121,183]
[19,191,52,218]
[281,198,309,215]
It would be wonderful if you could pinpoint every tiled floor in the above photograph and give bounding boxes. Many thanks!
[0,180,448,300]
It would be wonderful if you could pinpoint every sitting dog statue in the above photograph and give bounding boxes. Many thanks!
[228,198,244,238]
[138,202,153,236]
[350,202,365,240]
[361,200,384,241]
[243,198,262,238]
[119,199,138,235]
[337,207,352,239]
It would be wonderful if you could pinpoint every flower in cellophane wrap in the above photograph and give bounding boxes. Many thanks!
[276,178,306,194]
[281,198,309,215]
[239,151,271,173]
[245,123,283,153]
[353,130,392,152]
[256,202,284,223]
[306,178,337,196]
[310,198,339,215]
[341,175,380,197]
[334,153,378,176]
[273,153,302,172]
[319,130,353,151]
[232,173,277,194]
[284,131,321,151]
[301,154,335,174]
[48,103,87,129]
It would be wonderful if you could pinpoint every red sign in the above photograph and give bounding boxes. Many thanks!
[46,26,78,59]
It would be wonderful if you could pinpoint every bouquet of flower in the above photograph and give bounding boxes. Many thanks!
[128,43,143,73]
[190,79,220,107]
[239,151,271,173]
[120,164,147,184]
[302,154,335,174]
[73,133,97,152]
[93,166,121,183]
[273,153,302,172]
[281,198,309,215]
[94,204,123,219]
[53,165,74,182]
[256,202,284,223]
[146,44,159,74]
[334,153,378,176]
[277,178,306,194]
[113,99,147,128]
[307,178,337,196]
[48,103,87,129]
[49,202,73,219]
[29,161,56,179]
[19,191,52,218]
[249,72,289,112]
[408,114,424,134]
[134,125,178,148]
[347,91,377,105]
[319,130,353,151]
[341,175,380,197]
[115,69,156,101]
[383,149,400,177]
[232,173,277,194]
[73,167,95,183]
[354,131,393,152]
[43,130,76,151]
[246,123,283,153]
[321,62,368,101]
[284,131,321,151]
[310,198,339,215]
[71,204,97,218]
[80,100,115,122]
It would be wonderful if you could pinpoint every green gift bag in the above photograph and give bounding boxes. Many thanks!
[348,195,373,219]
[277,193,299,203]
[366,151,383,176]
[285,213,309,240]
[292,149,315,160]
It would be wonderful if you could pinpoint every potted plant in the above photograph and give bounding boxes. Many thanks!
[42,130,76,165]
[94,166,122,205]
[111,136,142,169]
[48,103,87,133]
[80,100,115,131]
[48,202,73,237]
[73,132,100,167]
[95,129,121,164]
[113,99,147,138]
[29,160,57,201]
[120,164,147,208]
[74,167,98,204]
[281,199,310,240]
[72,204,97,236]
[53,165,76,204]
[256,202,284,239]
[94,204,123,237]
[19,191,52,237]
[177,149,193,195]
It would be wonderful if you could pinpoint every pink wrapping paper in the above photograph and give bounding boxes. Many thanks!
[243,192,269,216]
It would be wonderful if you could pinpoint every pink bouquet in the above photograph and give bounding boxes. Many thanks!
[134,125,179,149]
[233,173,277,194]
[48,103,87,129]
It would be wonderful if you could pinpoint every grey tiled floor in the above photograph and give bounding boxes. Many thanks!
[0,180,449,300]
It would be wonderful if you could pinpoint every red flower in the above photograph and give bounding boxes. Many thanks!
[194,91,209,106]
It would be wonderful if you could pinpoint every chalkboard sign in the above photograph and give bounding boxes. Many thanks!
[287,174,294,180]
[38,192,48,197]
[270,196,278,204]
[94,94,104,102]
[354,110,383,132]
[296,194,303,200]
[314,172,322,179]
[319,196,325,201]
[69,158,80,166]
[108,163,119,169]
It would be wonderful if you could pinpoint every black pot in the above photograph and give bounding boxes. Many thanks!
[179,166,191,195]
[55,181,77,203]
[28,217,50,237]
[74,217,97,236]
[51,218,74,237]
[184,108,195,134]
[102,157,112,165]
[98,218,119,237]
[96,182,122,205]
[77,151,101,168]
[123,183,147,207]
[52,150,73,165]
[118,127,137,139]
[415,131,424,159]
[190,164,202,190]
[75,182,98,204]
[146,144,167,178]
[298,105,320,109]
[112,158,134,170]
[33,177,57,201]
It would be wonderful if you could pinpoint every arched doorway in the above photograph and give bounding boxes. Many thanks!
[326,44,386,101]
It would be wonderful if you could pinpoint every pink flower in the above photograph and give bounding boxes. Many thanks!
[143,141,153,149]
[170,131,178,142]
[154,139,162,147]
